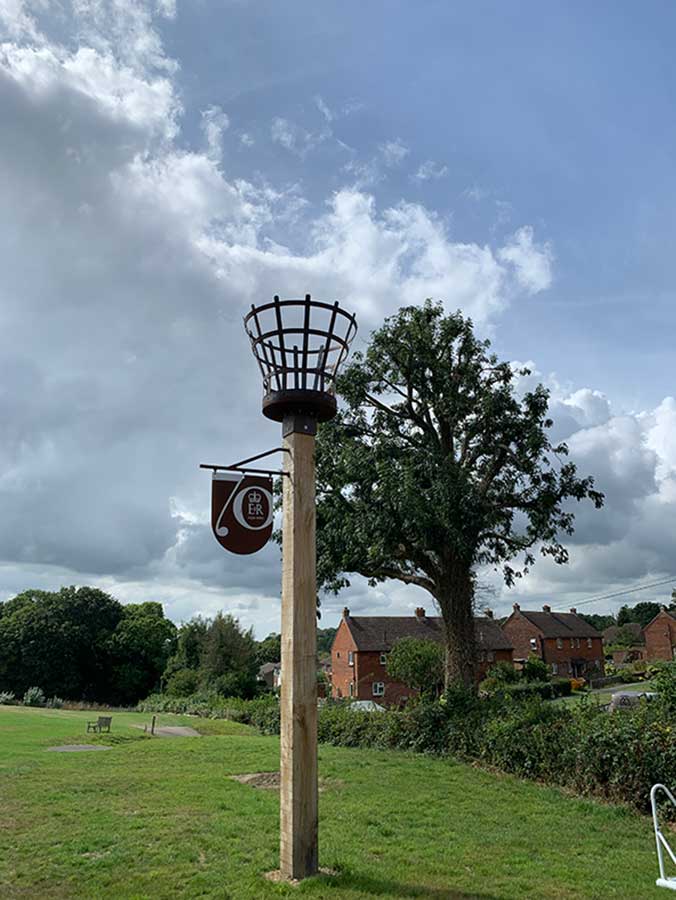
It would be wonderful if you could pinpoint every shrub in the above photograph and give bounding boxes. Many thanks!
[164,668,200,697]
[22,687,46,707]
[522,655,550,682]
[652,662,676,712]
[46,696,64,709]
[0,691,16,705]
[485,661,520,684]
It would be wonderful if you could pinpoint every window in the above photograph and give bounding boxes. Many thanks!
[529,638,537,651]
[556,638,563,649]
[551,662,558,675]
[336,652,340,658]
[487,651,495,663]
[349,682,354,697]
[380,653,387,666]
[348,651,354,667]
[576,638,580,649]
[570,638,575,649]
[587,638,592,649]
[372,682,385,697]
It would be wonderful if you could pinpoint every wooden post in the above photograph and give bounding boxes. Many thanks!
[280,424,318,880]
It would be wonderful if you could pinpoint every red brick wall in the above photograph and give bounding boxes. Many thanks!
[354,650,413,706]
[644,612,676,662]
[477,648,513,681]
[501,612,604,676]
[331,619,357,699]
[542,637,604,677]
[502,613,544,661]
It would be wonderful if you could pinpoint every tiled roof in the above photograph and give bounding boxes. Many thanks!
[518,610,601,639]
[602,623,644,644]
[343,615,512,652]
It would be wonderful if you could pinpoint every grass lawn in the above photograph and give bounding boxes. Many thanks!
[555,681,654,708]
[0,705,668,899]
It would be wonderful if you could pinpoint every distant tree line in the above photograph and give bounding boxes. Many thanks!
[580,597,676,638]
[0,587,176,705]
[0,585,340,706]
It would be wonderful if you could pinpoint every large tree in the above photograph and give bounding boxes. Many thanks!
[315,302,604,687]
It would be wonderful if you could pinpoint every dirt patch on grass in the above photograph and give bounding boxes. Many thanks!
[230,771,280,790]
[229,772,343,792]
[46,744,112,752]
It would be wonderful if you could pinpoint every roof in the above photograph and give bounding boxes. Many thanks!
[258,662,280,675]
[341,615,512,653]
[516,610,601,639]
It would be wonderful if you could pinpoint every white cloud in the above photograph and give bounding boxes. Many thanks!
[270,115,329,158]
[379,137,409,167]
[201,104,229,161]
[413,159,448,182]
[498,225,553,294]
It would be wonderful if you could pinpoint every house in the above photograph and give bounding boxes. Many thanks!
[258,661,281,690]
[331,607,513,705]
[643,607,676,661]
[502,603,604,678]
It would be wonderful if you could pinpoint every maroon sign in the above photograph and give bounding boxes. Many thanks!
[211,472,273,555]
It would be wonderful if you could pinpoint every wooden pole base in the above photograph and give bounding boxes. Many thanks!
[279,427,318,880]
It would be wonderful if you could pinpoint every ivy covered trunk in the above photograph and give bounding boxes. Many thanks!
[437,564,477,690]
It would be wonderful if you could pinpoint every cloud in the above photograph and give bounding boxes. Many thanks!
[413,160,448,182]
[379,138,409,167]
[0,0,576,635]
[498,225,553,293]
[201,104,229,161]
[270,115,330,158]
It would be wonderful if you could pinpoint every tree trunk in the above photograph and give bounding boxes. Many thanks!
[436,563,477,690]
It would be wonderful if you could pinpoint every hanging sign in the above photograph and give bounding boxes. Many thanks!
[211,471,273,555]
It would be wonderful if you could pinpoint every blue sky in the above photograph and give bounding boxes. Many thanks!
[0,1,675,635]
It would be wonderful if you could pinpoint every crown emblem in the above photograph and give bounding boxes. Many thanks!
[248,489,262,504]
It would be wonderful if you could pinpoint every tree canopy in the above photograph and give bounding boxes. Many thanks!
[315,301,604,686]
[386,637,444,697]
[0,587,176,704]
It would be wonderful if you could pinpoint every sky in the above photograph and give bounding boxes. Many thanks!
[1,0,675,637]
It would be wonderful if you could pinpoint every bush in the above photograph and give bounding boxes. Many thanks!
[22,687,46,707]
[522,655,550,682]
[46,696,64,709]
[0,691,16,705]
[164,668,200,697]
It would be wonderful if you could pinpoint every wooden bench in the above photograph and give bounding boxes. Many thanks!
[86,716,112,734]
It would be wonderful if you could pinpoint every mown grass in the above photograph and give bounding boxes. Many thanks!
[0,705,668,898]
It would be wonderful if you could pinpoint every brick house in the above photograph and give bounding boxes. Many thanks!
[502,603,604,678]
[331,607,513,704]
[643,607,676,661]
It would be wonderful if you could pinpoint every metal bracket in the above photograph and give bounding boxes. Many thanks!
[200,446,290,477]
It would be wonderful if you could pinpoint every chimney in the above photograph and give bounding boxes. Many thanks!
[342,607,350,618]
[414,607,425,619]
[570,607,577,614]
[512,602,520,612]
[485,609,494,619]
[543,604,551,613]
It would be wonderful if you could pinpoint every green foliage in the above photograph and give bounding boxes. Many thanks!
[255,632,281,665]
[0,587,175,705]
[652,662,676,713]
[485,661,520,684]
[164,668,200,697]
[522,654,550,682]
[22,686,45,707]
[386,637,444,696]
[617,602,661,628]
[162,613,260,700]
[315,301,603,684]
[137,691,279,732]
[579,612,616,631]
[317,626,337,654]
